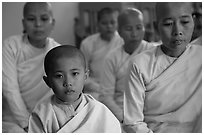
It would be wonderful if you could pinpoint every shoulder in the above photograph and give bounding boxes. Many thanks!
[3,35,25,55]
[105,46,123,64]
[81,33,99,46]
[130,46,158,68]
[3,35,23,48]
[46,37,61,48]
[188,44,202,59]
[32,95,53,116]
[84,94,109,110]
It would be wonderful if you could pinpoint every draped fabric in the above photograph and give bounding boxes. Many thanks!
[28,94,121,133]
[2,34,60,132]
[99,40,155,121]
[123,45,202,133]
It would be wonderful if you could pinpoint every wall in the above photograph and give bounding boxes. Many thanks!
[2,2,79,45]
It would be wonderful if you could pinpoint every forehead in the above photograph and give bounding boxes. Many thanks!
[99,13,117,21]
[120,13,143,26]
[24,3,51,17]
[156,3,192,21]
[54,56,84,70]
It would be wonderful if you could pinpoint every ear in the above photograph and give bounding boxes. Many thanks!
[84,69,89,81]
[43,76,52,88]
[51,18,55,27]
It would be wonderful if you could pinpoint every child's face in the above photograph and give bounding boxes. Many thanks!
[157,3,194,51]
[45,56,88,103]
[98,13,118,40]
[119,14,145,47]
[22,3,54,43]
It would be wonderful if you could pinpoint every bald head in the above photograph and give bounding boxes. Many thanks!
[155,2,193,22]
[44,45,86,75]
[23,2,53,18]
[118,8,144,29]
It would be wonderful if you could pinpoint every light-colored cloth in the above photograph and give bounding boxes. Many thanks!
[2,34,60,132]
[191,36,202,46]
[80,32,123,99]
[99,40,155,121]
[123,44,202,133]
[28,93,121,133]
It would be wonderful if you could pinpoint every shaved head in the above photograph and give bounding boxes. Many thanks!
[155,2,193,22]
[23,2,53,18]
[118,8,144,29]
[44,45,86,75]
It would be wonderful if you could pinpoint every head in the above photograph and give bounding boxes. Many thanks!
[155,2,194,55]
[97,7,118,41]
[192,2,202,40]
[43,45,88,103]
[22,2,55,46]
[118,8,145,54]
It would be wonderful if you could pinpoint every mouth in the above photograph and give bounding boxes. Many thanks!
[173,39,183,46]
[65,90,75,95]
[34,31,44,35]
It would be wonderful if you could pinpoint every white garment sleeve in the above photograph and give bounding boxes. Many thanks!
[123,61,152,133]
[99,58,123,122]
[2,39,30,128]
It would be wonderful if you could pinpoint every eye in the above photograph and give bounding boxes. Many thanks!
[181,21,190,25]
[163,22,173,26]
[41,17,50,22]
[72,72,79,76]
[26,17,35,22]
[136,25,143,30]
[124,26,132,31]
[54,73,63,78]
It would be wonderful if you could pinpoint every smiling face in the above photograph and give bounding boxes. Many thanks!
[22,2,55,45]
[156,3,194,55]
[44,56,88,103]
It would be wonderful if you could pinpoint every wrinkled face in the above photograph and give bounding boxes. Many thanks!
[22,3,54,43]
[156,3,194,52]
[119,14,145,47]
[98,13,118,40]
[44,56,88,103]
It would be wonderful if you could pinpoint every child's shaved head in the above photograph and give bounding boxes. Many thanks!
[23,2,53,18]
[44,45,86,75]
[118,8,143,29]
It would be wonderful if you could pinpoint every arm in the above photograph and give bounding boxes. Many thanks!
[123,62,152,133]
[2,39,30,129]
[99,57,123,122]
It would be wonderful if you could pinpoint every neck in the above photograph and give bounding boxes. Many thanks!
[55,93,82,110]
[123,42,140,55]
[100,33,113,42]
[161,45,187,58]
[28,36,47,48]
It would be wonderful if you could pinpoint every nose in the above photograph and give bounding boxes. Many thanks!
[35,18,42,27]
[63,76,72,88]
[131,28,138,38]
[172,22,183,36]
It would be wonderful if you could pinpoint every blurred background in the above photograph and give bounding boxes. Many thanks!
[2,2,171,47]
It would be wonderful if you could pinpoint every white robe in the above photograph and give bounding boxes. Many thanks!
[99,40,155,121]
[80,31,123,99]
[123,44,202,133]
[28,94,121,133]
[2,34,60,132]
